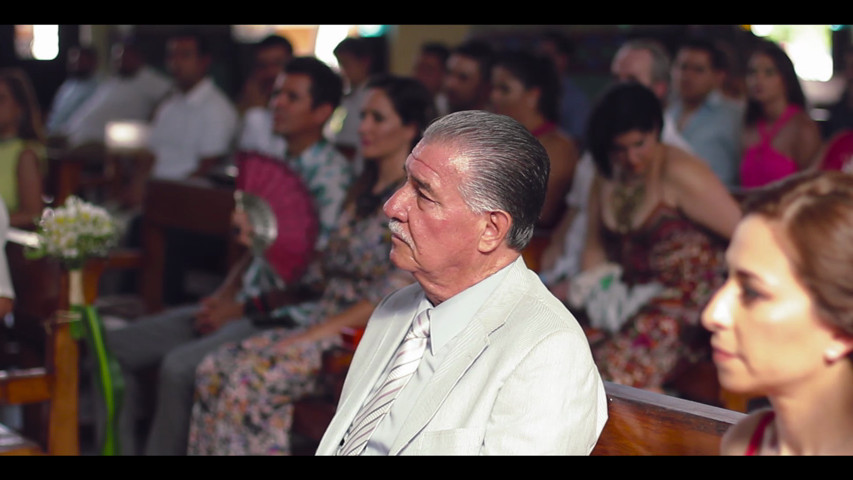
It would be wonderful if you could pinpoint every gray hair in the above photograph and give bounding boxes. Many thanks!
[420,110,550,250]
[620,38,672,86]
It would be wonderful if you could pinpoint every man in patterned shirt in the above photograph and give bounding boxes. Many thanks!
[104,56,352,456]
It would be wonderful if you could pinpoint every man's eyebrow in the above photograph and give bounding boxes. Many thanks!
[403,162,435,195]
[413,176,434,195]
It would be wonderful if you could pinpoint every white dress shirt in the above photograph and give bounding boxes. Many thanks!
[147,77,238,179]
[237,106,286,160]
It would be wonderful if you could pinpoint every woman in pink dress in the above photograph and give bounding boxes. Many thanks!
[702,171,853,455]
[739,40,822,189]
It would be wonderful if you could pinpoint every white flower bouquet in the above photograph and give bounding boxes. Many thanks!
[26,196,124,456]
[26,195,119,270]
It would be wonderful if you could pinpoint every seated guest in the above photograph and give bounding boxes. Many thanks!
[539,37,695,288]
[489,49,580,232]
[443,39,494,113]
[739,39,822,190]
[703,171,853,455]
[411,41,450,117]
[105,56,352,456]
[235,34,293,117]
[330,36,383,166]
[821,46,853,140]
[61,37,171,150]
[123,30,238,209]
[235,35,293,160]
[535,30,591,148]
[187,74,433,455]
[45,46,101,137]
[0,68,46,228]
[553,82,741,392]
[668,36,744,189]
[317,110,607,456]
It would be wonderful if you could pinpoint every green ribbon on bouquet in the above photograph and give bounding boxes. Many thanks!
[70,302,124,456]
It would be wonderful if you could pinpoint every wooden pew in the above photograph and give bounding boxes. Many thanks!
[291,348,746,455]
[0,228,106,455]
[591,381,745,455]
[139,177,240,313]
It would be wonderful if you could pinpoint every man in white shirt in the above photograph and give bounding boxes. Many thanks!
[235,35,293,159]
[105,55,349,457]
[61,39,171,149]
[317,110,607,455]
[123,30,238,208]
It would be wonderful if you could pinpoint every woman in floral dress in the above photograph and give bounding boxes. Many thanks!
[555,82,742,391]
[187,75,435,455]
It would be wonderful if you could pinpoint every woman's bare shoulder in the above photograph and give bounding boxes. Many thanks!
[540,129,579,156]
[720,407,774,455]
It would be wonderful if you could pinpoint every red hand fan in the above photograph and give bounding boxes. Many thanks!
[234,151,319,283]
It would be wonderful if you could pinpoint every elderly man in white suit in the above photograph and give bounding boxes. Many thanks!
[317,110,607,456]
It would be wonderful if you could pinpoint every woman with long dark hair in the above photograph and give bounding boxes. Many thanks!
[739,40,822,189]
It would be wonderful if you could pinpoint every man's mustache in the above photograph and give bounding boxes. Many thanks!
[388,220,412,246]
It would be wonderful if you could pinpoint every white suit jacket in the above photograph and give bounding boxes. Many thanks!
[316,257,608,455]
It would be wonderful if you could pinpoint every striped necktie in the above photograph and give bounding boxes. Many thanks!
[337,308,431,456]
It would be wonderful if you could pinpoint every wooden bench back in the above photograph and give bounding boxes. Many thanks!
[0,228,98,455]
[292,346,746,456]
[591,381,745,455]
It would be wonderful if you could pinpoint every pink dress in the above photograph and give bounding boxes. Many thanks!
[739,105,801,188]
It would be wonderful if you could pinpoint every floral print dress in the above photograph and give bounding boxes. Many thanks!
[590,203,727,390]
[187,181,413,455]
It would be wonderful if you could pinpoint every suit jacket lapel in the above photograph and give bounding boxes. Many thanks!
[322,289,421,449]
[389,258,530,454]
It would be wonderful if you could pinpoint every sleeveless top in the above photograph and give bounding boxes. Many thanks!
[740,105,801,189]
[745,410,776,456]
[0,138,46,212]
[593,203,727,388]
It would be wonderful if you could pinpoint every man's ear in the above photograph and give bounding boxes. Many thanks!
[478,210,512,253]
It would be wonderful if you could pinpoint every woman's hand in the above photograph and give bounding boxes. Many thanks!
[194,295,244,335]
[273,321,339,352]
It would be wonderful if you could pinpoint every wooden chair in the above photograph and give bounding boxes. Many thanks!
[0,228,105,455]
[591,381,745,455]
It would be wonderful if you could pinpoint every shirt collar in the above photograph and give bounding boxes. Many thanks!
[177,76,215,105]
[705,89,725,107]
[422,258,516,355]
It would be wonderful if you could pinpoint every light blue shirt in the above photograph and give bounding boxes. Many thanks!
[558,75,590,145]
[362,258,516,455]
[46,76,100,134]
[666,90,744,188]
